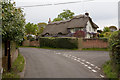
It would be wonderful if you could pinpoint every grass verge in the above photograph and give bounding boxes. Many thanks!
[20,46,109,51]
[19,46,78,50]
[2,53,25,79]
[82,48,108,51]
[103,60,118,79]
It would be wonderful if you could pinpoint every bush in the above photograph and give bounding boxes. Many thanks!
[99,34,104,37]
[39,37,78,49]
[109,31,120,78]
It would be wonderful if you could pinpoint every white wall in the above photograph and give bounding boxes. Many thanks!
[86,20,97,38]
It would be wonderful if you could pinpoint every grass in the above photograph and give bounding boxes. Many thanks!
[2,53,25,79]
[103,60,118,79]
[20,46,109,51]
[19,46,78,50]
[82,48,108,51]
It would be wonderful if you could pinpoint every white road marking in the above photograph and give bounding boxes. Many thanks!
[81,62,84,64]
[90,64,95,66]
[86,62,90,64]
[77,58,81,60]
[74,57,77,58]
[77,60,81,62]
[87,67,92,69]
[92,69,97,72]
[84,64,88,67]
[100,74,104,78]
[74,59,77,61]
[95,66,101,70]
[82,60,85,62]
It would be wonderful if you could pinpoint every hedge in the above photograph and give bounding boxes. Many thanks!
[109,31,120,78]
[39,37,78,49]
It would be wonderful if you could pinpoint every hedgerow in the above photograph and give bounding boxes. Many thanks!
[39,37,78,49]
[109,31,120,78]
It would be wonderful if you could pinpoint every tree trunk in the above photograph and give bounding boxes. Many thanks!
[5,40,11,71]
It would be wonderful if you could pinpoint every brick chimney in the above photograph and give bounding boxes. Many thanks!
[85,12,89,17]
[48,18,51,23]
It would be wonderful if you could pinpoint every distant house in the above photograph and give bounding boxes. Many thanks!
[42,13,99,38]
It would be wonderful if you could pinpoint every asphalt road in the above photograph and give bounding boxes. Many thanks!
[19,48,110,78]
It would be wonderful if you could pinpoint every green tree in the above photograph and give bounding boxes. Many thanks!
[37,22,47,34]
[2,1,25,42]
[25,22,39,35]
[2,0,25,71]
[53,9,75,22]
[103,27,111,33]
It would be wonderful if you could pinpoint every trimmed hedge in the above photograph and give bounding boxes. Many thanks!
[39,37,78,49]
[109,31,120,78]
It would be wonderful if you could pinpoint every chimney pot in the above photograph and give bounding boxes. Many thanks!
[85,13,89,17]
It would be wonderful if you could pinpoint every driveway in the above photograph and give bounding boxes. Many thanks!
[19,48,110,78]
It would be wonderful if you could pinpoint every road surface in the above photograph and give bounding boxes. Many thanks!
[19,48,110,78]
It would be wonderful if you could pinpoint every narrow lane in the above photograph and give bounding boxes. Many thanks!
[19,48,109,78]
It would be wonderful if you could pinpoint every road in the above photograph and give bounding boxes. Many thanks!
[19,48,110,78]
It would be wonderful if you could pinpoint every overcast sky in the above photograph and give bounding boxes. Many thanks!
[13,0,119,30]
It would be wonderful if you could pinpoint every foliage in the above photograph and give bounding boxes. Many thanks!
[25,22,39,35]
[99,33,104,37]
[39,27,44,34]
[52,17,63,22]
[38,22,47,27]
[103,32,112,38]
[103,61,118,78]
[74,31,85,38]
[39,37,78,49]
[109,31,120,78]
[12,53,25,72]
[53,9,75,22]
[103,27,111,33]
[2,1,25,42]
[82,48,108,51]
[97,30,103,33]
[2,53,25,79]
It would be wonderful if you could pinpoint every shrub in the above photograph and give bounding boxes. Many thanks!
[39,37,78,49]
[99,33,104,37]
[109,31,120,78]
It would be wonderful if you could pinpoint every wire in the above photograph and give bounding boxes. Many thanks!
[17,0,94,8]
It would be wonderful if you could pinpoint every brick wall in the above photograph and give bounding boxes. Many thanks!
[82,39,108,48]
[30,41,40,47]
[23,39,108,49]
[22,40,40,47]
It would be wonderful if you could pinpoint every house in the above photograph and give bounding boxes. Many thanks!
[42,13,99,38]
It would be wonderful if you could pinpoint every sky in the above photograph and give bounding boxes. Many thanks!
[13,0,119,30]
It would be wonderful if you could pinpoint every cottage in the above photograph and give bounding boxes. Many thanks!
[42,13,99,38]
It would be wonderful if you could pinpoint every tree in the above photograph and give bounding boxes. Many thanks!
[2,1,25,42]
[25,22,39,35]
[53,9,75,22]
[2,1,25,71]
[37,22,47,34]
[103,27,111,33]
